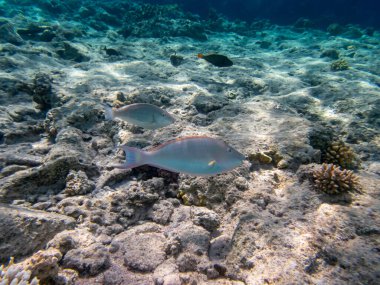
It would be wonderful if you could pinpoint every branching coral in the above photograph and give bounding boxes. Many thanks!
[0,257,39,285]
[331,59,349,71]
[324,140,358,169]
[0,248,64,285]
[313,163,359,194]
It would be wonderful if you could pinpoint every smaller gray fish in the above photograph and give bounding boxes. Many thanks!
[104,103,175,130]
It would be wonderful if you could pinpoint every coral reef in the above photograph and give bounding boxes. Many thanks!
[323,140,358,169]
[0,248,70,285]
[0,257,39,285]
[313,163,359,194]
[0,0,379,284]
[327,23,345,35]
[320,49,340,60]
[0,20,24,45]
[63,170,95,196]
[56,42,89,62]
[331,59,349,71]
[0,204,75,262]
[32,73,53,110]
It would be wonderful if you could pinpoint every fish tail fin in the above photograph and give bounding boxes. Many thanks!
[118,146,147,169]
[104,104,114,121]
[197,53,204,59]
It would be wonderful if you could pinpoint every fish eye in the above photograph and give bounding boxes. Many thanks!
[227,148,232,152]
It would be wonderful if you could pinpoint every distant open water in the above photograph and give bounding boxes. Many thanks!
[142,0,380,28]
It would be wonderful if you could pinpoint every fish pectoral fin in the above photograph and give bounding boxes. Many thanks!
[208,160,217,167]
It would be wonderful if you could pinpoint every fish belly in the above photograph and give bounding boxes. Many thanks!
[117,110,157,129]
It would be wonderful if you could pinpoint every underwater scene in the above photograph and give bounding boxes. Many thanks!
[0,0,379,284]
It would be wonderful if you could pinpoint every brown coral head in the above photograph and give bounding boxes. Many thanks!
[313,163,359,194]
[324,140,358,169]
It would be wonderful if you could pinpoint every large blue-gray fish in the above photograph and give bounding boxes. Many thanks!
[104,103,175,130]
[116,136,245,176]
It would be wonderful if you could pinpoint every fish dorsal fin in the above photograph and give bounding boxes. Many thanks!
[148,136,216,152]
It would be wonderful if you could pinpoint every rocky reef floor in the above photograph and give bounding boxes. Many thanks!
[0,1,379,284]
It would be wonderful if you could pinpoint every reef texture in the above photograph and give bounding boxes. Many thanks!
[0,1,379,285]
[313,163,359,194]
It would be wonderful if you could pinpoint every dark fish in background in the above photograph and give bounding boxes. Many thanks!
[170,53,184,67]
[103,46,120,56]
[197,53,233,67]
[104,103,175,130]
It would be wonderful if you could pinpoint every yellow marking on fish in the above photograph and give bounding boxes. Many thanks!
[208,160,216,167]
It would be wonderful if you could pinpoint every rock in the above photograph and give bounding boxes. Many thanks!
[125,87,176,107]
[296,163,326,183]
[149,199,175,225]
[178,174,240,207]
[63,170,95,196]
[153,259,179,284]
[169,223,210,254]
[343,26,363,39]
[102,270,124,285]
[122,182,160,205]
[114,223,166,272]
[48,228,96,255]
[123,232,166,272]
[177,22,207,41]
[54,268,78,285]
[64,101,103,131]
[294,18,313,29]
[0,156,84,203]
[56,42,89,62]
[0,204,75,263]
[0,165,29,178]
[327,23,345,35]
[2,121,45,145]
[235,77,268,96]
[62,205,86,219]
[209,235,232,261]
[46,127,96,167]
[176,252,198,272]
[96,169,130,189]
[257,40,271,49]
[191,207,220,231]
[320,49,340,60]
[192,93,228,113]
[32,73,53,110]
[8,105,40,122]
[62,243,110,276]
[17,22,57,42]
[0,20,24,45]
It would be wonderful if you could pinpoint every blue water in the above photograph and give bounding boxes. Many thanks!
[144,0,380,28]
